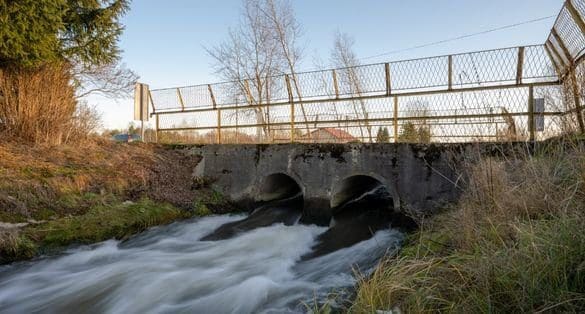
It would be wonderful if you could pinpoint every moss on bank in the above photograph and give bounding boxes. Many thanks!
[0,140,238,265]
[0,197,220,264]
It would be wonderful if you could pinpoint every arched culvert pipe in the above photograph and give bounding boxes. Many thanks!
[255,173,303,203]
[201,173,303,241]
[330,175,393,215]
[302,175,401,260]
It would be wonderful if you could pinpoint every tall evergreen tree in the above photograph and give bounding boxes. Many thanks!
[0,0,133,144]
[376,127,390,143]
[383,127,390,142]
[398,122,432,143]
[0,0,130,69]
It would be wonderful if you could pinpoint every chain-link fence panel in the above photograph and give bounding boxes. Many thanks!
[145,1,585,144]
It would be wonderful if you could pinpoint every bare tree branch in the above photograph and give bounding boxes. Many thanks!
[331,31,373,142]
[206,0,311,141]
[73,62,139,99]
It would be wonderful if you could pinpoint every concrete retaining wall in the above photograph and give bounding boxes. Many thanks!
[186,143,475,225]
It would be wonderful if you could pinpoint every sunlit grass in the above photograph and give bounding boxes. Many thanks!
[351,138,585,313]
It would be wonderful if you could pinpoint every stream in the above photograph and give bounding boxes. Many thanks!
[0,213,403,313]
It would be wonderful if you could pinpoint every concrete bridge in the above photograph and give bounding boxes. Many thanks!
[188,143,486,225]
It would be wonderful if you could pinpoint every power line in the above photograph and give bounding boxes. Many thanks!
[359,15,556,62]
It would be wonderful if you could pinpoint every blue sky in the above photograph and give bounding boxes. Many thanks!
[96,0,564,129]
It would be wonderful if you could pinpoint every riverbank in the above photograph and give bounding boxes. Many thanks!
[0,139,237,264]
[350,138,585,313]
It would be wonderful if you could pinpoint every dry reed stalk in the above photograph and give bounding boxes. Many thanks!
[0,64,76,145]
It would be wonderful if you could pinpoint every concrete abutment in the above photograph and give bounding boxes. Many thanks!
[187,143,474,225]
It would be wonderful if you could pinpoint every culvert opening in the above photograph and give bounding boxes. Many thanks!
[256,173,303,203]
[330,175,393,215]
[302,175,399,260]
[201,173,303,241]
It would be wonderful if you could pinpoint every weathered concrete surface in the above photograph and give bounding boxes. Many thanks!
[187,143,473,225]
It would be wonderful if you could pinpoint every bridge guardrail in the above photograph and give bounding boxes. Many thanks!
[142,0,585,144]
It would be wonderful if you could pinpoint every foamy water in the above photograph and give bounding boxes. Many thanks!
[0,215,403,314]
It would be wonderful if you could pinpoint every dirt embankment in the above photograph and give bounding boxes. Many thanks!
[0,139,237,263]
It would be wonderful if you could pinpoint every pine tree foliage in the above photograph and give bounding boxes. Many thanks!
[0,0,130,69]
[376,127,390,143]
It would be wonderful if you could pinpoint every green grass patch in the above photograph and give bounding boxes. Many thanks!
[193,200,212,217]
[1,195,223,264]
[25,198,194,249]
[351,214,585,313]
[0,232,38,264]
[0,211,28,224]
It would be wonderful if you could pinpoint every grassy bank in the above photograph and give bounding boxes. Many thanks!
[0,198,200,263]
[351,139,585,313]
[0,139,236,264]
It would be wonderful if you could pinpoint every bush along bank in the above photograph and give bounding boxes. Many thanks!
[350,138,585,313]
[0,140,239,264]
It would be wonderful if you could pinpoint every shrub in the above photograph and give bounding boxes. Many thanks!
[0,64,76,144]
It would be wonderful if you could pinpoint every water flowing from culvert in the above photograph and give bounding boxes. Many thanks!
[0,214,404,314]
[0,178,408,313]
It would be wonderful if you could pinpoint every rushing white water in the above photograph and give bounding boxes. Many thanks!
[0,215,403,314]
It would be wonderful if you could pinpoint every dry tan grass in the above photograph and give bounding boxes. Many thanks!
[350,138,585,313]
[0,139,224,264]
[0,64,78,144]
[0,139,158,219]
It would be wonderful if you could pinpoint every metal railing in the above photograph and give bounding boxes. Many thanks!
[142,0,585,144]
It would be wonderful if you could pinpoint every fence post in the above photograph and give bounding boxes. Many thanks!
[551,29,573,64]
[448,55,453,90]
[285,75,295,142]
[528,85,535,142]
[176,88,185,111]
[544,43,562,76]
[244,80,253,104]
[393,96,399,143]
[516,47,525,85]
[264,77,272,141]
[570,68,585,133]
[235,102,239,144]
[217,109,222,144]
[385,63,392,96]
[285,74,295,142]
[208,84,217,109]
[148,90,156,116]
[332,70,340,99]
[566,0,585,36]
[155,114,160,143]
[546,40,567,72]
